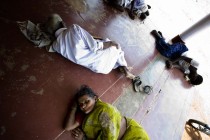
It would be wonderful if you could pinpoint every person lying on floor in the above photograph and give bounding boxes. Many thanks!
[105,0,151,20]
[44,14,135,79]
[64,85,150,140]
[151,30,203,86]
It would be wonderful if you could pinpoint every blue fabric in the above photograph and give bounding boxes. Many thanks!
[133,0,145,10]
[155,38,188,60]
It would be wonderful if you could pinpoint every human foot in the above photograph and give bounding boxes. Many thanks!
[165,60,173,69]
[151,30,162,40]
[119,66,135,79]
[125,72,136,79]
[125,66,133,71]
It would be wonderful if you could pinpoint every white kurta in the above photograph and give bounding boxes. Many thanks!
[50,24,127,74]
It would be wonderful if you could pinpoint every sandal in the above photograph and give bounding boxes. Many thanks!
[132,76,142,92]
[143,85,153,94]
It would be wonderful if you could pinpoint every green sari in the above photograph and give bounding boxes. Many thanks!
[82,99,149,140]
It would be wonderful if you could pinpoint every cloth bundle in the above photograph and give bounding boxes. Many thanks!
[17,20,53,48]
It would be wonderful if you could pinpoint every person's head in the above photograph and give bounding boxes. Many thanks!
[75,85,98,114]
[44,14,64,35]
[190,74,203,85]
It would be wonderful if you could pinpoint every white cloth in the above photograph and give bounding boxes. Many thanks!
[17,20,52,48]
[50,24,127,74]
[178,60,190,74]
[117,0,133,7]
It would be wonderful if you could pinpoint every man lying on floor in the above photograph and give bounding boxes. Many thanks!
[18,14,136,79]
[47,14,137,79]
[17,14,154,93]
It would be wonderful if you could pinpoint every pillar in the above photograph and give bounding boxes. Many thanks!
[171,13,210,44]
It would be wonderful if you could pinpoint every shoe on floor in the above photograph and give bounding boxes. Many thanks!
[132,76,142,92]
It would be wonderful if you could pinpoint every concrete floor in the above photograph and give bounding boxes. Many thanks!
[0,0,210,140]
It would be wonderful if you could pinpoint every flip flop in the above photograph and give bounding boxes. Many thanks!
[132,76,142,92]
[143,85,153,94]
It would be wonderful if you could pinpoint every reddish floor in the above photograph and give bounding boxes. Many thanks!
[0,0,210,140]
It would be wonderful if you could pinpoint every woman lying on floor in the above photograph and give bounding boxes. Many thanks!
[64,85,150,140]
[44,14,135,79]
[151,30,203,85]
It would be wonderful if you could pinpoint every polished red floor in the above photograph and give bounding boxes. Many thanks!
[0,0,210,140]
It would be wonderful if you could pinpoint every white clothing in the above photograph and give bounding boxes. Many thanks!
[116,0,145,8]
[191,59,199,68]
[178,60,190,74]
[117,0,133,7]
[50,24,127,74]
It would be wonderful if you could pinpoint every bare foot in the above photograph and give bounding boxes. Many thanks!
[126,66,133,71]
[120,66,133,72]
[126,72,135,79]
[119,66,135,79]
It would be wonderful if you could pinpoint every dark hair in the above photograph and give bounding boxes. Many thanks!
[44,14,64,35]
[75,85,98,100]
[190,74,203,85]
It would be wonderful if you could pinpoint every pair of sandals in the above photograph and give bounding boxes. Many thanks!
[132,76,152,94]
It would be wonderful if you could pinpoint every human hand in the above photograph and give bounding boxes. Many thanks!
[71,128,85,140]
[184,75,190,81]
[71,101,78,110]
[103,41,119,49]
[109,41,119,49]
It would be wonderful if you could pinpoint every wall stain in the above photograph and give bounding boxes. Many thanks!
[31,88,44,95]
[0,69,5,77]
[19,84,29,91]
[0,126,6,135]
[20,64,29,72]
[28,75,37,82]
[3,57,15,71]
[0,46,6,55]
[11,112,17,117]
[57,73,64,82]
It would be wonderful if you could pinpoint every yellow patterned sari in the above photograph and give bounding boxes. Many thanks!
[82,99,149,140]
